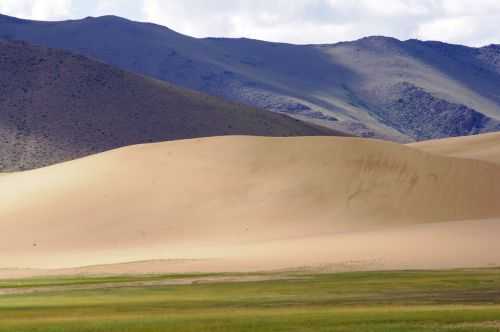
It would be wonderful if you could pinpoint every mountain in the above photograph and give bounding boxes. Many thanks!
[2,14,500,142]
[2,135,500,274]
[0,40,337,171]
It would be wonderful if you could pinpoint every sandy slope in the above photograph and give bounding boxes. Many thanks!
[410,132,500,165]
[2,218,500,279]
[1,136,500,276]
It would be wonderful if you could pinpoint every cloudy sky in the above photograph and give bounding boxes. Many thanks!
[0,0,499,46]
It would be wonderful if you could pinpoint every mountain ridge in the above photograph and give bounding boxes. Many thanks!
[2,14,499,48]
[2,13,500,141]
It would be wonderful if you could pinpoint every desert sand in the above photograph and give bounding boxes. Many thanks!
[1,135,500,277]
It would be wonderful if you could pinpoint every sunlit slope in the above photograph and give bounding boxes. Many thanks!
[1,136,500,270]
[410,132,500,165]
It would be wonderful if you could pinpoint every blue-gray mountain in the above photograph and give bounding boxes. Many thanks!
[1,14,500,142]
[0,40,336,171]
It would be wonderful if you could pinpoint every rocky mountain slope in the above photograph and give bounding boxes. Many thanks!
[0,40,336,171]
[2,14,500,141]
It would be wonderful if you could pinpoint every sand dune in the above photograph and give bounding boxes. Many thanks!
[410,132,500,165]
[1,136,500,275]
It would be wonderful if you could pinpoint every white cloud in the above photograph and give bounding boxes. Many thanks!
[439,0,500,15]
[139,0,440,44]
[0,0,71,20]
[1,0,499,46]
[417,15,500,46]
[417,16,477,45]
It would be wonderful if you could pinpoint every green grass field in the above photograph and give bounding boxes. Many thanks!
[1,269,500,331]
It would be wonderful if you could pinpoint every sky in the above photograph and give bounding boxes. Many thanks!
[0,0,499,46]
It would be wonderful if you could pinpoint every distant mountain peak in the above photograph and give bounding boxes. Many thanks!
[357,35,402,43]
[83,14,131,22]
[482,43,500,50]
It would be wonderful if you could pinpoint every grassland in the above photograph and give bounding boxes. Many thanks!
[1,269,500,331]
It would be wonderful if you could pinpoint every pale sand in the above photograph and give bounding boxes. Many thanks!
[1,136,500,277]
[410,132,500,165]
[1,218,499,279]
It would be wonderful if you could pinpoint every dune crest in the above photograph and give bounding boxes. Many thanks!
[410,132,500,165]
